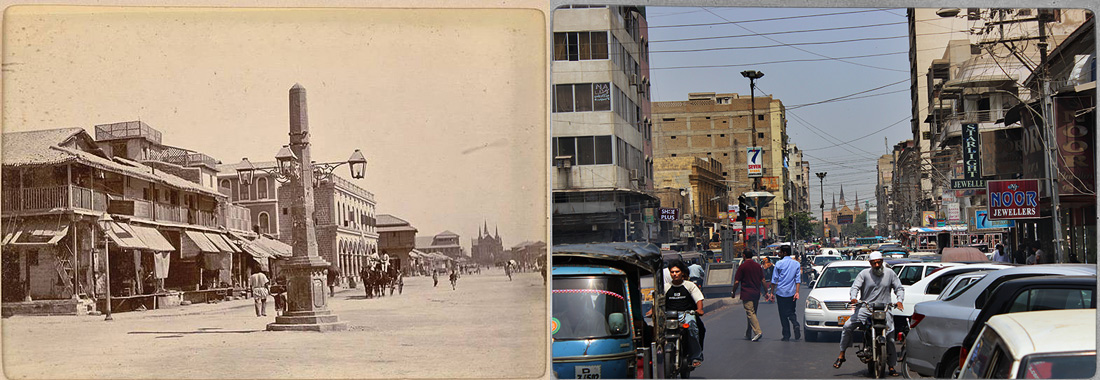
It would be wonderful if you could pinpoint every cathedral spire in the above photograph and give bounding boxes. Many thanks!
[839,185,845,205]
[832,193,836,211]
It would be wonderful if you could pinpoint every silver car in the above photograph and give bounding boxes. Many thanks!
[903,265,1097,378]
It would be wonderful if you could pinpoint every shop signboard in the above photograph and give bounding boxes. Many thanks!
[659,207,679,221]
[747,147,763,178]
[952,123,987,189]
[837,214,853,225]
[973,208,1016,230]
[987,179,1040,220]
[921,211,937,227]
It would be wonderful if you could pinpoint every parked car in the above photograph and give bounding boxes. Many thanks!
[802,260,870,342]
[937,270,996,301]
[810,254,842,279]
[909,252,941,262]
[957,275,1096,368]
[903,265,1096,378]
[959,309,1095,379]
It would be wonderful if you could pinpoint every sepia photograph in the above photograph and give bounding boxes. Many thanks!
[2,5,547,379]
[548,3,1095,379]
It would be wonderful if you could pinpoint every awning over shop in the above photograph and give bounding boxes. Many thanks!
[253,235,292,258]
[180,230,219,259]
[104,222,149,250]
[239,241,272,272]
[128,224,175,252]
[216,234,243,253]
[202,232,235,253]
[2,220,70,246]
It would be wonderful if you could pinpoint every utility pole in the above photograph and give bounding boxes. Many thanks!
[742,70,764,194]
[816,172,827,245]
[1036,15,1066,263]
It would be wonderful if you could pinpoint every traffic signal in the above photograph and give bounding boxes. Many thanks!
[737,194,757,222]
[627,221,637,234]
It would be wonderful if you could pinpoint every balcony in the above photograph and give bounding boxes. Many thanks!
[3,185,220,228]
[147,147,219,169]
[2,185,108,214]
[224,204,252,232]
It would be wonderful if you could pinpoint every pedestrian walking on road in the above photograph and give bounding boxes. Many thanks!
[271,276,287,316]
[433,269,439,287]
[249,271,270,317]
[732,249,765,342]
[771,245,802,341]
[326,266,340,297]
[761,257,775,303]
[449,269,459,290]
[991,244,1009,263]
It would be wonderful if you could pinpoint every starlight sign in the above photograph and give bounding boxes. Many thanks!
[951,123,987,189]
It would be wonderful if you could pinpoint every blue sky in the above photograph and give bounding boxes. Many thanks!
[647,7,917,214]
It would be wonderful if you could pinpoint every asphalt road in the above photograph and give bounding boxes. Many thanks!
[688,287,885,379]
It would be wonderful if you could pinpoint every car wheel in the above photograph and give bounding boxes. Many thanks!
[938,352,961,378]
[805,330,818,342]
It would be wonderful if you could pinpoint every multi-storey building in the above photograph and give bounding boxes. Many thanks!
[216,161,378,285]
[914,8,1090,258]
[652,91,790,237]
[892,139,921,233]
[470,222,503,266]
[876,154,895,235]
[653,156,725,247]
[788,144,811,214]
[2,125,253,315]
[551,5,656,244]
[416,231,465,260]
[376,214,418,274]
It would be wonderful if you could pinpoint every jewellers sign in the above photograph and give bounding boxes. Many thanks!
[952,123,986,189]
[987,179,1040,220]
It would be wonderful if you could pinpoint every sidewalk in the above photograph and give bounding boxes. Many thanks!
[3,268,547,379]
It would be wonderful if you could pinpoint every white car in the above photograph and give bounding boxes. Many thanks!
[810,254,843,280]
[894,263,1014,319]
[936,270,995,301]
[802,260,869,341]
[959,309,1095,379]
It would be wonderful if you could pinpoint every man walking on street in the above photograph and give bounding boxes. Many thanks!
[733,249,765,341]
[249,271,270,317]
[771,245,802,341]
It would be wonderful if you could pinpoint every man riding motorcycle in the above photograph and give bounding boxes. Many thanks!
[833,251,905,376]
[665,260,706,368]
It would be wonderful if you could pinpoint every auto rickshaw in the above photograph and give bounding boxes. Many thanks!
[552,242,669,379]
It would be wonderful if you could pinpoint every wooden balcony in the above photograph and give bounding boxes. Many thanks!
[225,204,252,232]
[2,185,108,214]
[4,186,220,228]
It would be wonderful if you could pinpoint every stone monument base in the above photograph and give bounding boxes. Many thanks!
[266,309,348,332]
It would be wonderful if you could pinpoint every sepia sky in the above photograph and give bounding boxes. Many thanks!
[2,6,547,252]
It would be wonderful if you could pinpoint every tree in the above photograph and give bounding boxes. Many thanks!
[778,211,818,239]
[841,212,875,239]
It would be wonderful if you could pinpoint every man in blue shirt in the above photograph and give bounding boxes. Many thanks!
[770,245,802,341]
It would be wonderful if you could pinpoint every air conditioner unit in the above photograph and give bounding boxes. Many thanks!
[629,169,639,180]
[629,74,638,86]
[641,75,649,85]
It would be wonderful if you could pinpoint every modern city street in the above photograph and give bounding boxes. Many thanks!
[2,269,546,379]
[690,288,890,379]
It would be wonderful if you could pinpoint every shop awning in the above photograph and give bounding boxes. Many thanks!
[181,230,219,259]
[238,241,272,271]
[202,232,235,253]
[216,234,243,253]
[105,222,148,250]
[128,224,175,252]
[253,235,292,258]
[3,220,70,246]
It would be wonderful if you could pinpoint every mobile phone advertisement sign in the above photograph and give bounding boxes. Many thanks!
[747,147,763,178]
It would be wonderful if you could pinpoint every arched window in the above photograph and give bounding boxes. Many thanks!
[258,212,270,234]
[219,179,231,191]
[256,177,269,199]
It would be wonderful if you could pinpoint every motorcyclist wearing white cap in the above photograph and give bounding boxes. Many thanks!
[833,251,905,376]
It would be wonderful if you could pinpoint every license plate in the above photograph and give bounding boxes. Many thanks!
[838,315,850,324]
[575,365,601,379]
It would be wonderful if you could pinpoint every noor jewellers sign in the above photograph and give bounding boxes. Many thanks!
[987,179,1040,220]
[952,123,986,189]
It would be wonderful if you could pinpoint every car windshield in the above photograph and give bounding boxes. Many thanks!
[817,266,866,288]
[814,256,841,266]
[1019,353,1097,379]
[552,276,630,340]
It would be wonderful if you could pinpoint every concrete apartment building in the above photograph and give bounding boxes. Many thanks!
[876,154,894,235]
[216,162,379,285]
[551,5,656,244]
[652,91,790,237]
[788,144,811,214]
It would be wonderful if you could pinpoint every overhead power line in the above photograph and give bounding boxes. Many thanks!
[651,35,908,53]
[649,8,897,29]
[649,21,908,43]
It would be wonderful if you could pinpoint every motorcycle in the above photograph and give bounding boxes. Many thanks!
[664,310,702,379]
[850,302,897,379]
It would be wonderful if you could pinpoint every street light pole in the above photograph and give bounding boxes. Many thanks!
[742,70,764,193]
[816,172,827,246]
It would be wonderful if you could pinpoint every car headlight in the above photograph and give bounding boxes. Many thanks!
[806,297,821,309]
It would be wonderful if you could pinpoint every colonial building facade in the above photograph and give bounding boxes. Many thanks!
[470,222,503,266]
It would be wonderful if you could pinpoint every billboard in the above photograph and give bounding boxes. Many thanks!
[659,207,679,221]
[921,211,937,227]
[951,123,986,189]
[987,179,1040,220]
[747,147,763,178]
[837,214,853,225]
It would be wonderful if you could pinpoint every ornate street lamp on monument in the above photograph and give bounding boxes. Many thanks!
[236,84,367,331]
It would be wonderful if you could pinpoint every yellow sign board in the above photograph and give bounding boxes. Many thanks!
[746,217,770,226]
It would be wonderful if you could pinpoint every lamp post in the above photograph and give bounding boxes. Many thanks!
[816,172,827,245]
[236,84,365,331]
[96,213,113,321]
[741,70,764,192]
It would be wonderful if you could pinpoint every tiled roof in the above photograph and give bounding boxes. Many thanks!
[376,214,410,227]
[2,128,90,166]
[4,128,222,198]
[437,230,459,238]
